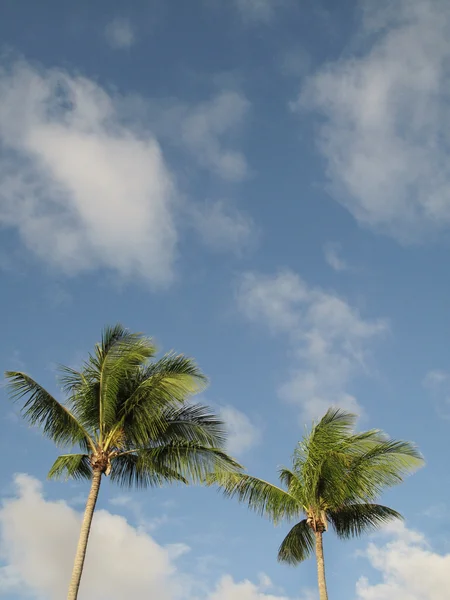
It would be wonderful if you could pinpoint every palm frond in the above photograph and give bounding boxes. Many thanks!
[97,327,157,437]
[57,365,100,436]
[156,403,227,447]
[48,454,92,481]
[294,408,358,504]
[278,467,295,489]
[209,472,301,523]
[109,452,188,488]
[4,372,95,452]
[342,439,424,502]
[112,441,240,488]
[278,520,315,565]
[115,354,208,448]
[328,503,402,539]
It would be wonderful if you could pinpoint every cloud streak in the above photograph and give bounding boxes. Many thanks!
[238,270,387,419]
[297,0,450,241]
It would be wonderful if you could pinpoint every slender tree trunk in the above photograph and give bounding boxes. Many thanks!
[67,469,102,600]
[315,530,328,600]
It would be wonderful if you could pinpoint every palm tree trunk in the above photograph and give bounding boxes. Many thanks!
[67,469,102,600]
[315,530,328,600]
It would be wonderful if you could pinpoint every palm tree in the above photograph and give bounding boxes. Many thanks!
[208,409,423,600]
[5,324,240,600]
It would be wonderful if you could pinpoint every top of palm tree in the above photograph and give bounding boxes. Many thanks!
[209,408,423,529]
[5,324,241,486]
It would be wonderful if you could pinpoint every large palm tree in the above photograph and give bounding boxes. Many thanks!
[5,324,240,600]
[209,409,423,600]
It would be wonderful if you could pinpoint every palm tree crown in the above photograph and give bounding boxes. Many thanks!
[6,324,239,485]
[209,409,423,600]
[5,324,240,600]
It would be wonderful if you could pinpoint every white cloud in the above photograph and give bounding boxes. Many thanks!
[0,62,252,281]
[180,91,250,181]
[297,0,450,241]
[0,475,177,599]
[423,369,449,389]
[121,89,250,181]
[109,495,170,532]
[356,521,450,599]
[0,60,177,285]
[238,270,387,420]
[234,0,280,23]
[219,405,261,455]
[190,200,256,255]
[323,242,349,272]
[209,575,289,600]
[0,475,296,600]
[423,369,450,419]
[104,17,135,49]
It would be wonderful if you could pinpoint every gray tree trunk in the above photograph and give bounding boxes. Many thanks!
[67,469,102,600]
[315,530,329,600]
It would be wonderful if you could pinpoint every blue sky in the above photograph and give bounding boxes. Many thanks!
[1,0,450,598]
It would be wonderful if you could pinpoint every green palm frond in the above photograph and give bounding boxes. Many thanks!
[209,472,301,523]
[342,438,424,503]
[295,409,358,503]
[328,503,402,539]
[4,372,95,452]
[109,452,188,488]
[97,328,157,437]
[114,354,208,448]
[157,403,227,447]
[112,442,240,488]
[278,520,315,565]
[278,467,295,489]
[57,365,100,436]
[48,454,92,481]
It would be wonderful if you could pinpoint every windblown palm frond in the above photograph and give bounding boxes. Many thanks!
[278,520,315,564]
[209,472,301,523]
[5,372,95,452]
[327,503,402,539]
[48,454,92,481]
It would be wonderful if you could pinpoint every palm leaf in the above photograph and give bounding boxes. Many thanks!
[4,372,95,452]
[48,454,92,481]
[278,520,315,565]
[209,472,301,523]
[109,452,188,488]
[157,403,227,446]
[112,442,240,487]
[328,503,402,539]
[98,328,156,437]
[113,354,208,448]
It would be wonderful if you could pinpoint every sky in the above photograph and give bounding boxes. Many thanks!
[1,0,450,598]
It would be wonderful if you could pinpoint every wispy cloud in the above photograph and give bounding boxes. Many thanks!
[234,0,284,23]
[190,200,257,255]
[121,89,250,181]
[238,270,387,420]
[219,405,261,455]
[423,369,450,419]
[323,242,349,272]
[179,91,250,181]
[297,0,450,242]
[104,17,135,49]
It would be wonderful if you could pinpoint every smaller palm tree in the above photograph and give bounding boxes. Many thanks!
[5,325,240,600]
[209,409,423,600]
